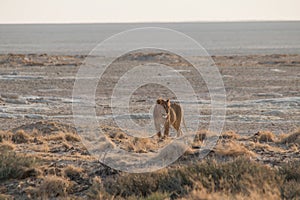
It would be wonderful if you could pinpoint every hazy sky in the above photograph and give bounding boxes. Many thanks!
[1,0,300,23]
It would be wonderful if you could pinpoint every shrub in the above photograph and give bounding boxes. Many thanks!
[0,149,37,180]
[12,130,30,144]
[38,175,71,198]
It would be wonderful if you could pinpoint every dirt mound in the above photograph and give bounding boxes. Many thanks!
[116,51,192,67]
[0,54,84,67]
[11,121,77,135]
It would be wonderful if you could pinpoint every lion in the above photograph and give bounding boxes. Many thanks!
[153,98,187,138]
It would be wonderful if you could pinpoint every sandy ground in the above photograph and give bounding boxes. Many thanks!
[0,53,299,134]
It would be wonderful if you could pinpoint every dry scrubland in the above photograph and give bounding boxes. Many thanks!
[0,53,299,199]
[0,121,299,199]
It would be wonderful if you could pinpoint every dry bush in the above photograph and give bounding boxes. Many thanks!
[0,140,15,151]
[121,137,158,153]
[0,194,13,200]
[132,137,157,153]
[280,161,300,199]
[87,176,111,200]
[254,131,276,143]
[63,165,84,180]
[102,157,281,199]
[30,143,49,152]
[11,121,76,136]
[214,140,256,157]
[182,187,280,200]
[221,130,240,140]
[46,131,65,141]
[192,130,207,147]
[0,149,37,180]
[12,130,30,144]
[280,129,300,145]
[250,142,285,153]
[38,175,71,198]
[0,131,12,142]
[65,132,81,142]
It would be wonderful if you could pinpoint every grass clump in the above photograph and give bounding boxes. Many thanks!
[254,131,276,143]
[65,132,81,142]
[280,129,300,145]
[214,140,256,157]
[63,165,84,181]
[0,141,15,151]
[221,130,240,140]
[11,130,30,144]
[0,149,37,180]
[102,157,279,199]
[280,161,300,199]
[38,175,71,198]
[0,131,12,143]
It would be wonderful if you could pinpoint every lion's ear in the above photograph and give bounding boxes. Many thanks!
[166,99,171,107]
[157,98,163,104]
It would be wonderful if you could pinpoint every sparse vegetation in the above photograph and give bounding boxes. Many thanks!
[0,121,299,199]
[65,132,81,142]
[280,129,300,145]
[214,140,256,157]
[11,130,30,144]
[254,131,276,142]
[0,149,37,180]
[38,175,72,198]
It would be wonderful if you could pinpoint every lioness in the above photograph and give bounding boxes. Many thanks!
[153,98,186,138]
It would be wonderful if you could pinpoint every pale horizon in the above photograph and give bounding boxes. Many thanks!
[1,0,300,24]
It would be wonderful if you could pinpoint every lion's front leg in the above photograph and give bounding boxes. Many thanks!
[163,120,170,138]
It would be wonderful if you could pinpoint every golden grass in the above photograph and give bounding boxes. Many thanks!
[249,142,286,153]
[12,130,30,144]
[63,165,84,179]
[192,130,207,147]
[221,130,240,140]
[65,132,81,142]
[214,140,256,157]
[280,129,300,145]
[0,149,38,180]
[30,143,50,153]
[38,175,71,198]
[0,140,15,151]
[46,131,65,141]
[0,131,12,142]
[0,194,13,200]
[254,131,276,143]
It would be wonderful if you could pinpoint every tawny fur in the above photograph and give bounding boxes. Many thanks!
[153,98,185,138]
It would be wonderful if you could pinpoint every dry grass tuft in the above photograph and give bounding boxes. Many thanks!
[214,140,256,157]
[30,143,50,152]
[63,165,84,180]
[280,129,300,145]
[65,132,81,142]
[0,149,37,180]
[194,130,207,141]
[250,142,286,153]
[0,140,15,151]
[12,130,30,144]
[46,131,65,141]
[0,131,12,142]
[103,157,281,199]
[0,194,13,200]
[87,176,110,200]
[38,175,71,198]
[254,131,276,143]
[121,137,158,153]
[221,130,240,140]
